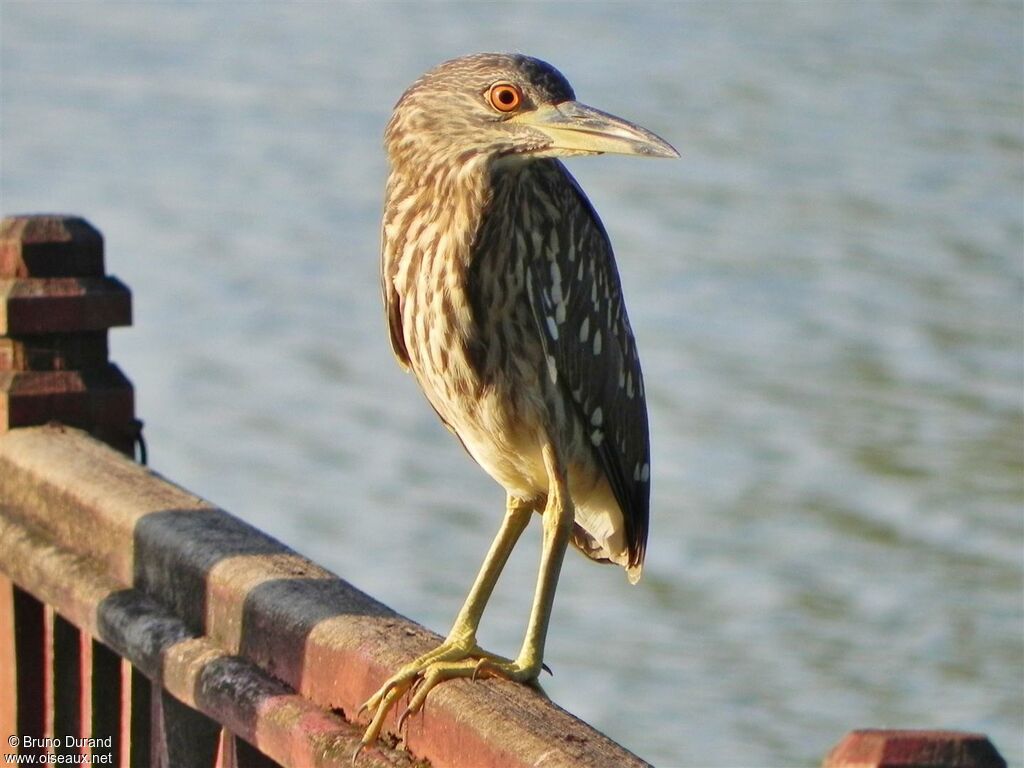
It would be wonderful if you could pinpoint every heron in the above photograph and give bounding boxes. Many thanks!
[359,52,678,751]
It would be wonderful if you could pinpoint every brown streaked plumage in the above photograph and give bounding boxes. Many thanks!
[358,52,678,754]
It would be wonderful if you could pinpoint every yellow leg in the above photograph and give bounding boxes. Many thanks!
[355,443,574,758]
[356,494,533,754]
[477,442,574,681]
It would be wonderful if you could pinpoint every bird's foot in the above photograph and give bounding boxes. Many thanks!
[354,639,516,760]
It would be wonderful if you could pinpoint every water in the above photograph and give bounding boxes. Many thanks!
[2,3,1021,766]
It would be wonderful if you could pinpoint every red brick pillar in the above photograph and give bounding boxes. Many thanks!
[823,730,1007,768]
[0,215,138,456]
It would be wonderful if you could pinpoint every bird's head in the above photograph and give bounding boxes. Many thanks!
[385,53,679,172]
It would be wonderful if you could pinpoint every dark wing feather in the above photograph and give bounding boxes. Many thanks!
[524,161,650,568]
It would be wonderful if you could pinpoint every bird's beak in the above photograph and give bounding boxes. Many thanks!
[513,100,679,159]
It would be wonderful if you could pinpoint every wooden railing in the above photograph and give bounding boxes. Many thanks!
[0,215,1008,768]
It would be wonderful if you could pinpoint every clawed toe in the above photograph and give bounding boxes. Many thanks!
[354,641,514,759]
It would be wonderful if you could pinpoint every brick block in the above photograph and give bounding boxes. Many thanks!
[0,366,135,445]
[0,216,104,278]
[0,333,109,372]
[823,730,1006,768]
[0,277,132,335]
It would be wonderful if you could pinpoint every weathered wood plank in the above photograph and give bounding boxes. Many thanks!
[0,504,410,768]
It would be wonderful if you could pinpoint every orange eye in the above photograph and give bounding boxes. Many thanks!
[488,82,523,113]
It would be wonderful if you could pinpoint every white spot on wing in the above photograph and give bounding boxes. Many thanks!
[579,316,589,343]
[546,355,558,384]
[591,408,603,427]
[546,315,559,340]
[550,263,562,305]
[593,330,603,356]
[590,429,604,446]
